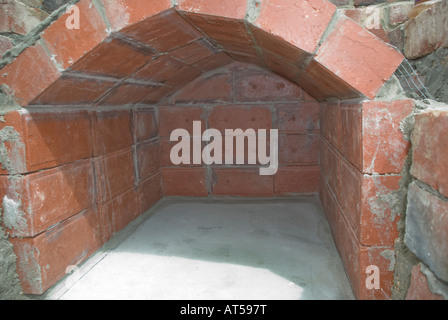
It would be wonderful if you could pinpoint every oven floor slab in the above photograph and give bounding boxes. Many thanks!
[46,197,355,300]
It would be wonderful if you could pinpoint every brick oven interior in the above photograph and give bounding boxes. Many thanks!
[0,0,447,300]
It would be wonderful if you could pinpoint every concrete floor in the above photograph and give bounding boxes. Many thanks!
[44,197,355,300]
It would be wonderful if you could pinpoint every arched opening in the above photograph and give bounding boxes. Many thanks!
[0,0,412,300]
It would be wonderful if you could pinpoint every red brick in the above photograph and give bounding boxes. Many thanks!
[172,72,233,104]
[70,37,153,78]
[338,157,362,236]
[158,106,206,138]
[91,109,133,156]
[164,65,203,88]
[211,167,273,197]
[406,264,445,300]
[249,25,311,67]
[411,109,448,198]
[162,167,208,196]
[0,111,26,175]
[319,170,341,236]
[143,85,176,104]
[296,59,362,101]
[42,0,108,70]
[340,103,362,171]
[139,172,163,212]
[23,110,93,171]
[192,52,234,72]
[261,48,304,81]
[337,155,402,247]
[320,137,340,197]
[278,134,320,166]
[314,16,403,99]
[102,187,140,236]
[169,39,217,65]
[11,206,102,295]
[342,8,365,25]
[322,104,343,142]
[235,72,302,102]
[331,203,396,300]
[361,174,401,246]
[0,160,95,238]
[274,166,319,195]
[358,245,395,300]
[122,9,202,53]
[226,50,263,67]
[132,55,186,83]
[362,100,413,174]
[208,105,272,132]
[184,14,254,54]
[277,102,320,134]
[133,108,158,143]
[31,76,116,106]
[136,140,160,182]
[0,43,60,106]
[254,0,336,54]
[97,83,159,106]
[99,0,172,31]
[177,0,247,19]
[94,148,136,203]
[160,138,206,168]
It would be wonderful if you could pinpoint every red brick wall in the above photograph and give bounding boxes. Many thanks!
[0,107,162,294]
[319,99,415,299]
[159,62,321,198]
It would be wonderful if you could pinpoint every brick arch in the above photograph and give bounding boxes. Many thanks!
[0,0,403,107]
[0,0,411,300]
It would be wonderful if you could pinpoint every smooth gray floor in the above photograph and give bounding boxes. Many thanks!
[45,197,355,300]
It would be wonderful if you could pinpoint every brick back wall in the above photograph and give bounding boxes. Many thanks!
[0,106,162,294]
[158,62,321,198]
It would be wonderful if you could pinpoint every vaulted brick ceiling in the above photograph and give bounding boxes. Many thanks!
[0,0,403,107]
